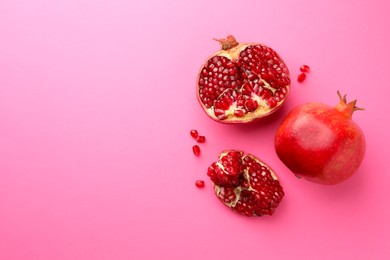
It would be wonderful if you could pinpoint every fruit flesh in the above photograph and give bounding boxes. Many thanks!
[197,36,290,123]
[275,95,366,184]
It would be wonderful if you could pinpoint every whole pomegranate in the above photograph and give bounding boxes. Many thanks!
[274,91,366,185]
[197,35,290,123]
[207,150,284,216]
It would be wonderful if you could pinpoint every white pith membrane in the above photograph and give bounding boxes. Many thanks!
[209,150,283,216]
[197,40,290,123]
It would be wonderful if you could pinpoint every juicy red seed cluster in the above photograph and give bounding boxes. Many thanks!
[207,162,241,188]
[198,56,241,108]
[207,151,245,187]
[243,156,284,213]
[234,190,274,216]
[239,45,290,90]
[217,187,237,204]
[209,151,284,217]
[220,151,245,175]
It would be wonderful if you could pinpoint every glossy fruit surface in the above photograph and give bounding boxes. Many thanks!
[196,35,290,123]
[207,150,284,216]
[275,91,366,184]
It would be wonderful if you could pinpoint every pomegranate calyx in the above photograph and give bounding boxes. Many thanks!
[336,90,364,118]
[213,35,239,50]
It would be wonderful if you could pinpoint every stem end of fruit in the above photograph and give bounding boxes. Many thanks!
[336,90,364,117]
[213,35,239,50]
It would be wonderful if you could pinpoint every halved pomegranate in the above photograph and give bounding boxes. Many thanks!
[207,150,284,217]
[197,35,290,123]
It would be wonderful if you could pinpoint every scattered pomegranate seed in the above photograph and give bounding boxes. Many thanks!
[300,65,310,73]
[197,136,206,143]
[190,129,199,139]
[297,73,307,82]
[195,180,205,188]
[192,145,201,156]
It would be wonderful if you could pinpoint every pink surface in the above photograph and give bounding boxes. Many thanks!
[1,0,389,259]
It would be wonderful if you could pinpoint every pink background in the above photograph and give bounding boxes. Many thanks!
[1,0,389,259]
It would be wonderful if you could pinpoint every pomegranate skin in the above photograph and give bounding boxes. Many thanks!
[274,93,366,185]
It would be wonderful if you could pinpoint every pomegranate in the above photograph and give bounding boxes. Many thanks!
[274,91,366,185]
[207,150,284,216]
[196,35,290,123]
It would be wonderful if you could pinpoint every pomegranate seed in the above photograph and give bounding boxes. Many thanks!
[190,129,198,139]
[300,65,310,73]
[268,98,277,108]
[245,99,258,112]
[197,136,206,143]
[297,73,306,82]
[234,109,245,117]
[192,145,201,156]
[195,180,205,188]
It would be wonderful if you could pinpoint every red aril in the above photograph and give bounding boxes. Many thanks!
[300,65,310,73]
[195,180,205,188]
[297,73,306,82]
[190,129,199,139]
[274,91,366,185]
[197,35,290,123]
[197,136,206,143]
[207,150,284,216]
[192,145,201,156]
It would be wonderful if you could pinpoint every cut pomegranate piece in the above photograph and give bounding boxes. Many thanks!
[197,35,290,123]
[207,150,284,217]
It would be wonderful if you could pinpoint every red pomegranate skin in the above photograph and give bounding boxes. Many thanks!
[274,93,366,184]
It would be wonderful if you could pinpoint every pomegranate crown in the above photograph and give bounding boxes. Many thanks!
[213,35,239,50]
[336,90,364,118]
